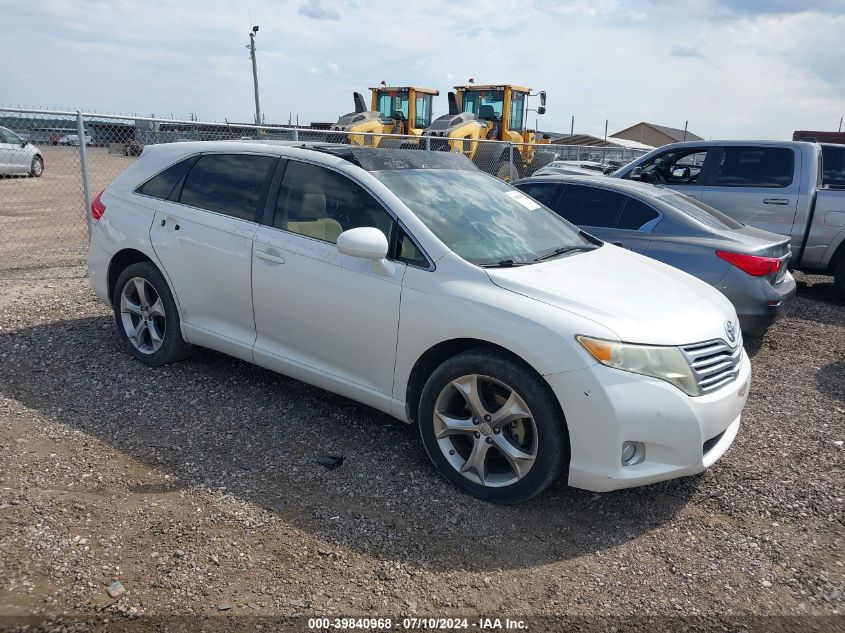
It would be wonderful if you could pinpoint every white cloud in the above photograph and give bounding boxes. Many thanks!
[0,0,842,138]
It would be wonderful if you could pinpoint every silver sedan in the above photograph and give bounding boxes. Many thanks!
[514,175,796,335]
[0,126,43,177]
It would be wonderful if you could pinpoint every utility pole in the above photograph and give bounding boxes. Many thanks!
[683,120,688,141]
[839,116,843,133]
[248,25,261,127]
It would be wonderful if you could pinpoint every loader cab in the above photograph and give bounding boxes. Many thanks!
[370,86,439,134]
[455,84,534,142]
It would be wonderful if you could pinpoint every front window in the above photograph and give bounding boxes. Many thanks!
[372,169,593,266]
[462,90,504,121]
[1,128,22,144]
[414,94,433,128]
[509,93,525,132]
[632,148,710,185]
[376,91,409,121]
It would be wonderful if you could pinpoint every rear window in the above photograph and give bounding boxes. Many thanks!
[179,154,275,221]
[135,158,195,200]
[554,184,625,228]
[712,147,794,188]
[659,193,744,231]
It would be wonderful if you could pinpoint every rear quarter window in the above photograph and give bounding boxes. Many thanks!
[135,157,196,200]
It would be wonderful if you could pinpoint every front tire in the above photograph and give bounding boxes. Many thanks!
[418,349,569,503]
[29,156,43,177]
[113,262,192,366]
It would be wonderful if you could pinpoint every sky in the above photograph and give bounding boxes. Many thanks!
[1,0,843,140]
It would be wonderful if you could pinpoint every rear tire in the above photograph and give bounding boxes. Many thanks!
[834,257,845,301]
[113,262,192,366]
[418,348,569,503]
[29,156,43,177]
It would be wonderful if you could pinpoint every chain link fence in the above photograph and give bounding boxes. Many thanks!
[0,107,650,273]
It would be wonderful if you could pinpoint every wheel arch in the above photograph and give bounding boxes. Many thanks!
[107,248,159,304]
[404,337,567,432]
[826,230,845,275]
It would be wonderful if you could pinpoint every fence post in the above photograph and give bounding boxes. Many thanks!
[76,111,92,240]
[425,136,431,151]
[508,143,514,179]
[292,127,299,142]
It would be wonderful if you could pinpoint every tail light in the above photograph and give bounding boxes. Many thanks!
[716,250,780,276]
[91,190,106,221]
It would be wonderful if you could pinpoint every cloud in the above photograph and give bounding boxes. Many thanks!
[669,45,705,59]
[714,0,845,15]
[297,0,341,20]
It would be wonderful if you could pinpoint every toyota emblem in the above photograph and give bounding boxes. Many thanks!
[724,320,737,344]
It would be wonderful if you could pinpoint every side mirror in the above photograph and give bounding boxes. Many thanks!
[539,91,546,107]
[336,227,395,276]
[630,166,643,180]
[20,140,27,148]
[537,106,546,115]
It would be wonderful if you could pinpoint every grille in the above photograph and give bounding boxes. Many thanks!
[702,430,726,455]
[681,334,743,395]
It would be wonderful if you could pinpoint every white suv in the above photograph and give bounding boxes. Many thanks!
[87,142,750,502]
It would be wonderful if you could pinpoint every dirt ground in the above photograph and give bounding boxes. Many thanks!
[0,151,843,632]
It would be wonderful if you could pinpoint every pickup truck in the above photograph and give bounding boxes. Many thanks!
[613,140,845,299]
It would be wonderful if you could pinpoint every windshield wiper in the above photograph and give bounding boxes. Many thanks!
[533,245,599,262]
[482,259,529,268]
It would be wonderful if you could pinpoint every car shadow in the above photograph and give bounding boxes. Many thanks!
[0,315,698,572]
[816,362,845,403]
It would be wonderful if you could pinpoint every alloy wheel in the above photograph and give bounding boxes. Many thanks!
[433,374,538,487]
[119,277,166,354]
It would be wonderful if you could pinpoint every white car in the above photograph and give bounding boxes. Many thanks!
[58,132,93,147]
[88,142,750,503]
[0,126,43,176]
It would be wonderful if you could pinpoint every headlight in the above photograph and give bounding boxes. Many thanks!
[576,335,700,396]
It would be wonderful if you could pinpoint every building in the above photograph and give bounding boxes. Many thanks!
[541,131,653,151]
[611,122,703,147]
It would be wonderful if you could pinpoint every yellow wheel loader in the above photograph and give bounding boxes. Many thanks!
[330,83,439,147]
[422,81,551,180]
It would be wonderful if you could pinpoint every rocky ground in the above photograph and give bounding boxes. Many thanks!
[0,265,842,632]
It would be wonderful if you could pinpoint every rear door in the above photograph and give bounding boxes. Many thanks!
[0,128,23,174]
[552,183,654,251]
[148,152,277,360]
[699,145,800,237]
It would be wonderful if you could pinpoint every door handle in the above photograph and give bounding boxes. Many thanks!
[612,241,625,248]
[256,249,286,265]
[763,198,789,205]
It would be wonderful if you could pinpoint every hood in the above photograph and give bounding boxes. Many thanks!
[485,244,738,346]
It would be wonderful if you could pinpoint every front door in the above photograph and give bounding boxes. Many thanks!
[251,159,404,402]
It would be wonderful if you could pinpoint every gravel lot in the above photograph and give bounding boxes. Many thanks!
[0,158,843,631]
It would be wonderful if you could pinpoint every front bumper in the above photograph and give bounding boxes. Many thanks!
[545,349,750,492]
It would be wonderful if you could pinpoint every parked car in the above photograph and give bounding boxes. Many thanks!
[532,160,615,177]
[613,141,845,299]
[0,126,44,177]
[58,132,93,147]
[514,175,795,335]
[88,143,750,502]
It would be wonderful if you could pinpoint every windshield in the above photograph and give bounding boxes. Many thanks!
[659,193,743,231]
[376,91,409,120]
[372,169,593,266]
[462,90,504,120]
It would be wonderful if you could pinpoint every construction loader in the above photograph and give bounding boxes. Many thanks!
[330,83,439,147]
[422,81,551,179]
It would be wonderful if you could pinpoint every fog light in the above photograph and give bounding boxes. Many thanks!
[621,441,645,466]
